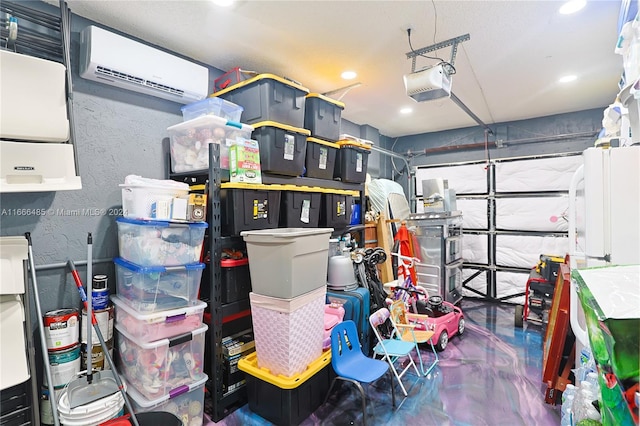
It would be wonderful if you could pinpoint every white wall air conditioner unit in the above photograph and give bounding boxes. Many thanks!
[79,26,209,104]
[403,64,452,102]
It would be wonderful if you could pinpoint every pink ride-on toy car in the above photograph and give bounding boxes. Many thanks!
[390,286,465,351]
[419,295,465,351]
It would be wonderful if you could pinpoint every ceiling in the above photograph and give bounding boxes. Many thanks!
[48,0,623,138]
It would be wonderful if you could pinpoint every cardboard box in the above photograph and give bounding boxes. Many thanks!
[230,138,262,184]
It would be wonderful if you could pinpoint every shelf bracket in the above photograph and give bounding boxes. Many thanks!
[406,33,470,73]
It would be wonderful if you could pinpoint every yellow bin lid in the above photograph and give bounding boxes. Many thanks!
[252,121,311,136]
[212,73,310,98]
[307,137,339,149]
[305,93,345,109]
[337,139,371,150]
[238,350,331,389]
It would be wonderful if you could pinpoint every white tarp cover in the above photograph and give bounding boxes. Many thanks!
[496,270,530,304]
[367,179,407,214]
[496,196,569,232]
[458,199,488,229]
[462,268,488,298]
[415,163,488,195]
[463,234,489,265]
[496,234,568,269]
[494,155,583,192]
[415,199,487,229]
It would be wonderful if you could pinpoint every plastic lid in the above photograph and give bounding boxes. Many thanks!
[252,121,311,136]
[211,73,310,97]
[115,322,208,349]
[166,114,253,133]
[307,137,339,149]
[241,227,334,240]
[116,216,209,228]
[221,182,358,196]
[124,375,208,407]
[113,257,205,273]
[305,93,345,109]
[110,295,206,321]
[221,258,249,267]
[238,349,330,389]
[337,140,371,150]
[180,97,243,113]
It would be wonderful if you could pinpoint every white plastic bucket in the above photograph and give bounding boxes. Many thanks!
[57,386,124,426]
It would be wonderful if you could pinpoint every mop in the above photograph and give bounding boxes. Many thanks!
[66,234,140,426]
[25,233,61,426]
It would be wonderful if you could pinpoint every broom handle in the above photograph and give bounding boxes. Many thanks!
[26,233,61,426]
[67,260,140,426]
[87,233,93,384]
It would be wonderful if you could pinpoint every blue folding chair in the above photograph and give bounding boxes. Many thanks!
[369,307,421,396]
[325,320,395,426]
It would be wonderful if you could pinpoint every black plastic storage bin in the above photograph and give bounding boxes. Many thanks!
[220,184,281,236]
[320,192,353,230]
[334,140,371,183]
[304,93,345,142]
[221,258,252,303]
[213,74,309,128]
[251,121,310,177]
[305,137,339,180]
[240,351,334,426]
[279,190,321,228]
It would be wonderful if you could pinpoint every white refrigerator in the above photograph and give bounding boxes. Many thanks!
[568,145,640,359]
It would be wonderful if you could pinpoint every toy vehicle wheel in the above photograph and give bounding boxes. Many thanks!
[436,330,448,351]
[457,318,465,336]
[514,305,524,328]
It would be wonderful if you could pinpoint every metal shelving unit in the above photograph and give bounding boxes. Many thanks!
[169,143,365,421]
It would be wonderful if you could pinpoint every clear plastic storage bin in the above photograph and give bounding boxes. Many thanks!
[111,295,206,342]
[167,115,253,173]
[181,97,243,122]
[113,258,204,314]
[115,217,207,266]
[126,376,208,426]
[116,323,207,400]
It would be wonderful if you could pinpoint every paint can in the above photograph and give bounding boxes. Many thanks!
[43,309,80,352]
[81,338,114,371]
[81,304,114,344]
[40,386,61,426]
[43,344,81,389]
[92,274,110,311]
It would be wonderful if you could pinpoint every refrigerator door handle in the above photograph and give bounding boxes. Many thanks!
[568,164,589,348]
[568,164,584,269]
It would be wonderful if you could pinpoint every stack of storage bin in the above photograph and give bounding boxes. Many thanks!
[214,74,323,234]
[213,73,311,177]
[239,228,334,425]
[303,93,344,181]
[112,217,209,424]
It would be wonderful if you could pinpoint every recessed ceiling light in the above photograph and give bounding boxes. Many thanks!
[400,107,413,114]
[559,75,577,83]
[559,0,586,15]
[211,0,234,7]
[341,71,357,80]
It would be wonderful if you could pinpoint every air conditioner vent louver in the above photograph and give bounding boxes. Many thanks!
[96,66,144,85]
[80,26,207,104]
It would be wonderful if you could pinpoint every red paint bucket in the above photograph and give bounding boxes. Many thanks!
[43,308,80,352]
